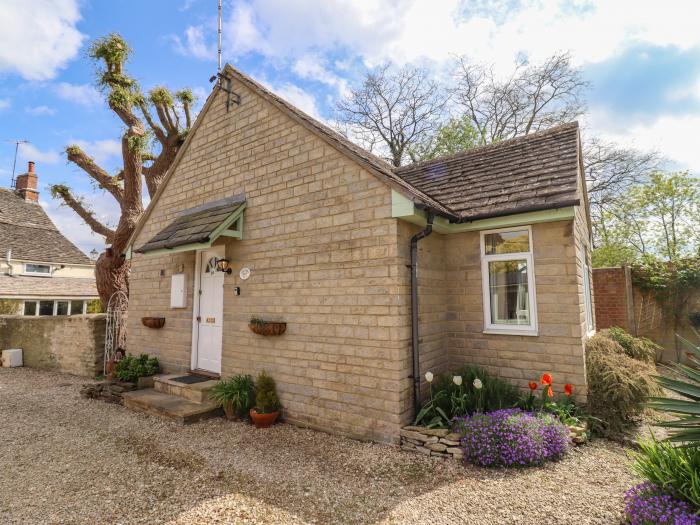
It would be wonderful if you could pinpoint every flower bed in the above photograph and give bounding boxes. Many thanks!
[452,409,569,467]
[624,482,699,525]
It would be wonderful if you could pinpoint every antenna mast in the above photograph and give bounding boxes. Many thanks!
[7,139,29,188]
[217,0,222,73]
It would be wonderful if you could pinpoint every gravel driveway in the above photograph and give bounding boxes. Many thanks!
[0,368,638,524]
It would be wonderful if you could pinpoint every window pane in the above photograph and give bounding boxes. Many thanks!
[488,259,530,325]
[484,230,529,255]
[25,264,51,274]
[56,301,69,316]
[23,302,37,315]
[70,300,84,315]
[39,301,54,316]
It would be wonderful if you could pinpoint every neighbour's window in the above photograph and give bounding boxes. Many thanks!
[56,301,69,316]
[23,301,37,316]
[24,263,51,275]
[70,300,85,315]
[480,227,537,335]
[39,300,54,316]
[582,246,594,333]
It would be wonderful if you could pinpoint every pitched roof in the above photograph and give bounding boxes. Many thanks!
[0,274,98,298]
[394,122,581,221]
[0,189,93,265]
[135,194,245,253]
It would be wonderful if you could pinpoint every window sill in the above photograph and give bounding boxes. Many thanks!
[483,328,539,337]
[21,273,52,278]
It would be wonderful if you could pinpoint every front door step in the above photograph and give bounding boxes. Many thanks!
[122,389,222,424]
[154,374,219,403]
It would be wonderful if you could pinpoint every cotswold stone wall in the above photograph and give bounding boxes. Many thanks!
[0,314,106,377]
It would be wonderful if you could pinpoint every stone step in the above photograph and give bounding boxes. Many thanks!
[122,388,222,424]
[153,374,219,404]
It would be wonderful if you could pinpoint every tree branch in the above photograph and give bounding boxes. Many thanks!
[50,185,115,241]
[66,145,124,204]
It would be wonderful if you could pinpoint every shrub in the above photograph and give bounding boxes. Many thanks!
[624,481,699,525]
[210,375,255,419]
[254,371,280,414]
[585,333,662,434]
[114,353,159,383]
[633,439,700,510]
[452,408,569,467]
[603,327,659,363]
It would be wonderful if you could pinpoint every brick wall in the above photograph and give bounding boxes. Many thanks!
[592,267,632,331]
[0,314,106,376]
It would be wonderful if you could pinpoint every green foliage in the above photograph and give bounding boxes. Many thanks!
[126,132,149,155]
[108,86,134,110]
[210,375,255,418]
[604,327,659,364]
[86,299,103,314]
[633,258,700,318]
[415,366,520,427]
[0,299,19,314]
[89,33,131,69]
[114,353,159,383]
[633,439,700,510]
[647,334,700,444]
[409,115,479,162]
[149,86,174,107]
[585,332,662,434]
[254,371,280,414]
[175,89,195,105]
[591,243,638,268]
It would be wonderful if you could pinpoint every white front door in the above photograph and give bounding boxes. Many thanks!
[193,247,224,374]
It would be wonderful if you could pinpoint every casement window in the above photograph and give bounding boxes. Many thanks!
[581,246,594,334]
[24,263,51,275]
[22,300,87,316]
[480,226,538,335]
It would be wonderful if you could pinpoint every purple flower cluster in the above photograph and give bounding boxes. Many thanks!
[624,482,699,525]
[452,408,569,467]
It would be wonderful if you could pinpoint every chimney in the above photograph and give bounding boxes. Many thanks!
[15,161,39,202]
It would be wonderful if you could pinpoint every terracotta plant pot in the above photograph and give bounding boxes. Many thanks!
[249,408,280,428]
[248,321,286,336]
[141,317,166,329]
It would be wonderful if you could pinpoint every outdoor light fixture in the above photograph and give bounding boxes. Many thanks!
[216,258,232,274]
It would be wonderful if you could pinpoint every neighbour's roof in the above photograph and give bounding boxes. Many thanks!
[135,194,245,253]
[394,123,581,221]
[0,189,93,265]
[0,274,98,298]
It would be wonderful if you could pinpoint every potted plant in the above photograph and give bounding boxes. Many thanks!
[209,374,255,421]
[249,370,281,428]
[248,317,287,336]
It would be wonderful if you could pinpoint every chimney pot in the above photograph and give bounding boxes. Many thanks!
[15,161,39,202]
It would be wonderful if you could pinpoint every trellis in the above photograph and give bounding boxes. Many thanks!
[104,291,128,374]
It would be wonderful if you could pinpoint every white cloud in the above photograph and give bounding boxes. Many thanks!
[0,98,10,111]
[26,105,56,116]
[293,55,350,97]
[270,82,322,120]
[0,0,85,80]
[18,143,61,165]
[55,82,102,108]
[172,25,215,60]
[70,139,122,164]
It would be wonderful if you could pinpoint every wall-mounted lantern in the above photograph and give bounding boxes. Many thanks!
[216,258,232,274]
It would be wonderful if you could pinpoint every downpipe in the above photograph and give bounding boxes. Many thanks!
[410,212,434,418]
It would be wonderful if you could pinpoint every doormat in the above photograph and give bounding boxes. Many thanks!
[170,375,211,385]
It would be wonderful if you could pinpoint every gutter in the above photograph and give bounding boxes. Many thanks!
[410,212,434,418]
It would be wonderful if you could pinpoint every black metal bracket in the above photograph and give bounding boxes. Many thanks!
[211,72,241,112]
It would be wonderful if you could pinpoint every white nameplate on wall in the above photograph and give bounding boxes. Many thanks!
[170,273,186,308]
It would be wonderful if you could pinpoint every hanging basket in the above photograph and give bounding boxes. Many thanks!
[141,317,166,329]
[248,321,286,336]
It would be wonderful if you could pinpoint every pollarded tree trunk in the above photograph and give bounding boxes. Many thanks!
[50,34,195,307]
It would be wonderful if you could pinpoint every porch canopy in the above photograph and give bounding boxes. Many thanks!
[135,194,246,255]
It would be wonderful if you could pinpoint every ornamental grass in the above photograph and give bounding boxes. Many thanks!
[452,408,569,467]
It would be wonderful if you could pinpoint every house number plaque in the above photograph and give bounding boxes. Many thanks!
[206,317,215,323]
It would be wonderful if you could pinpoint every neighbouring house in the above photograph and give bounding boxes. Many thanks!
[125,65,594,442]
[0,162,99,316]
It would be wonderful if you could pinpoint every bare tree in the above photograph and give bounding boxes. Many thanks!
[454,52,588,144]
[335,65,448,167]
[50,34,195,305]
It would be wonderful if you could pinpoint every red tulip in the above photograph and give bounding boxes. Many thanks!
[564,384,573,396]
[547,386,554,398]
[528,381,538,391]
[540,373,553,386]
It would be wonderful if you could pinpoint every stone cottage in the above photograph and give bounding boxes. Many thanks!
[124,65,594,442]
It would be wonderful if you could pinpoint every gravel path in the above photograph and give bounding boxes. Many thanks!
[0,368,638,524]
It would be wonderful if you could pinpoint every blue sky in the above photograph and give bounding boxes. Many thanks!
[1,0,699,254]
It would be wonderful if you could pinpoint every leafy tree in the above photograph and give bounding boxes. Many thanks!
[408,116,479,162]
[335,64,448,167]
[49,34,196,305]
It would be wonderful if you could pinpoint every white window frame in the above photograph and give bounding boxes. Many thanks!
[23,263,52,276]
[20,299,87,316]
[581,245,595,335]
[480,225,538,336]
